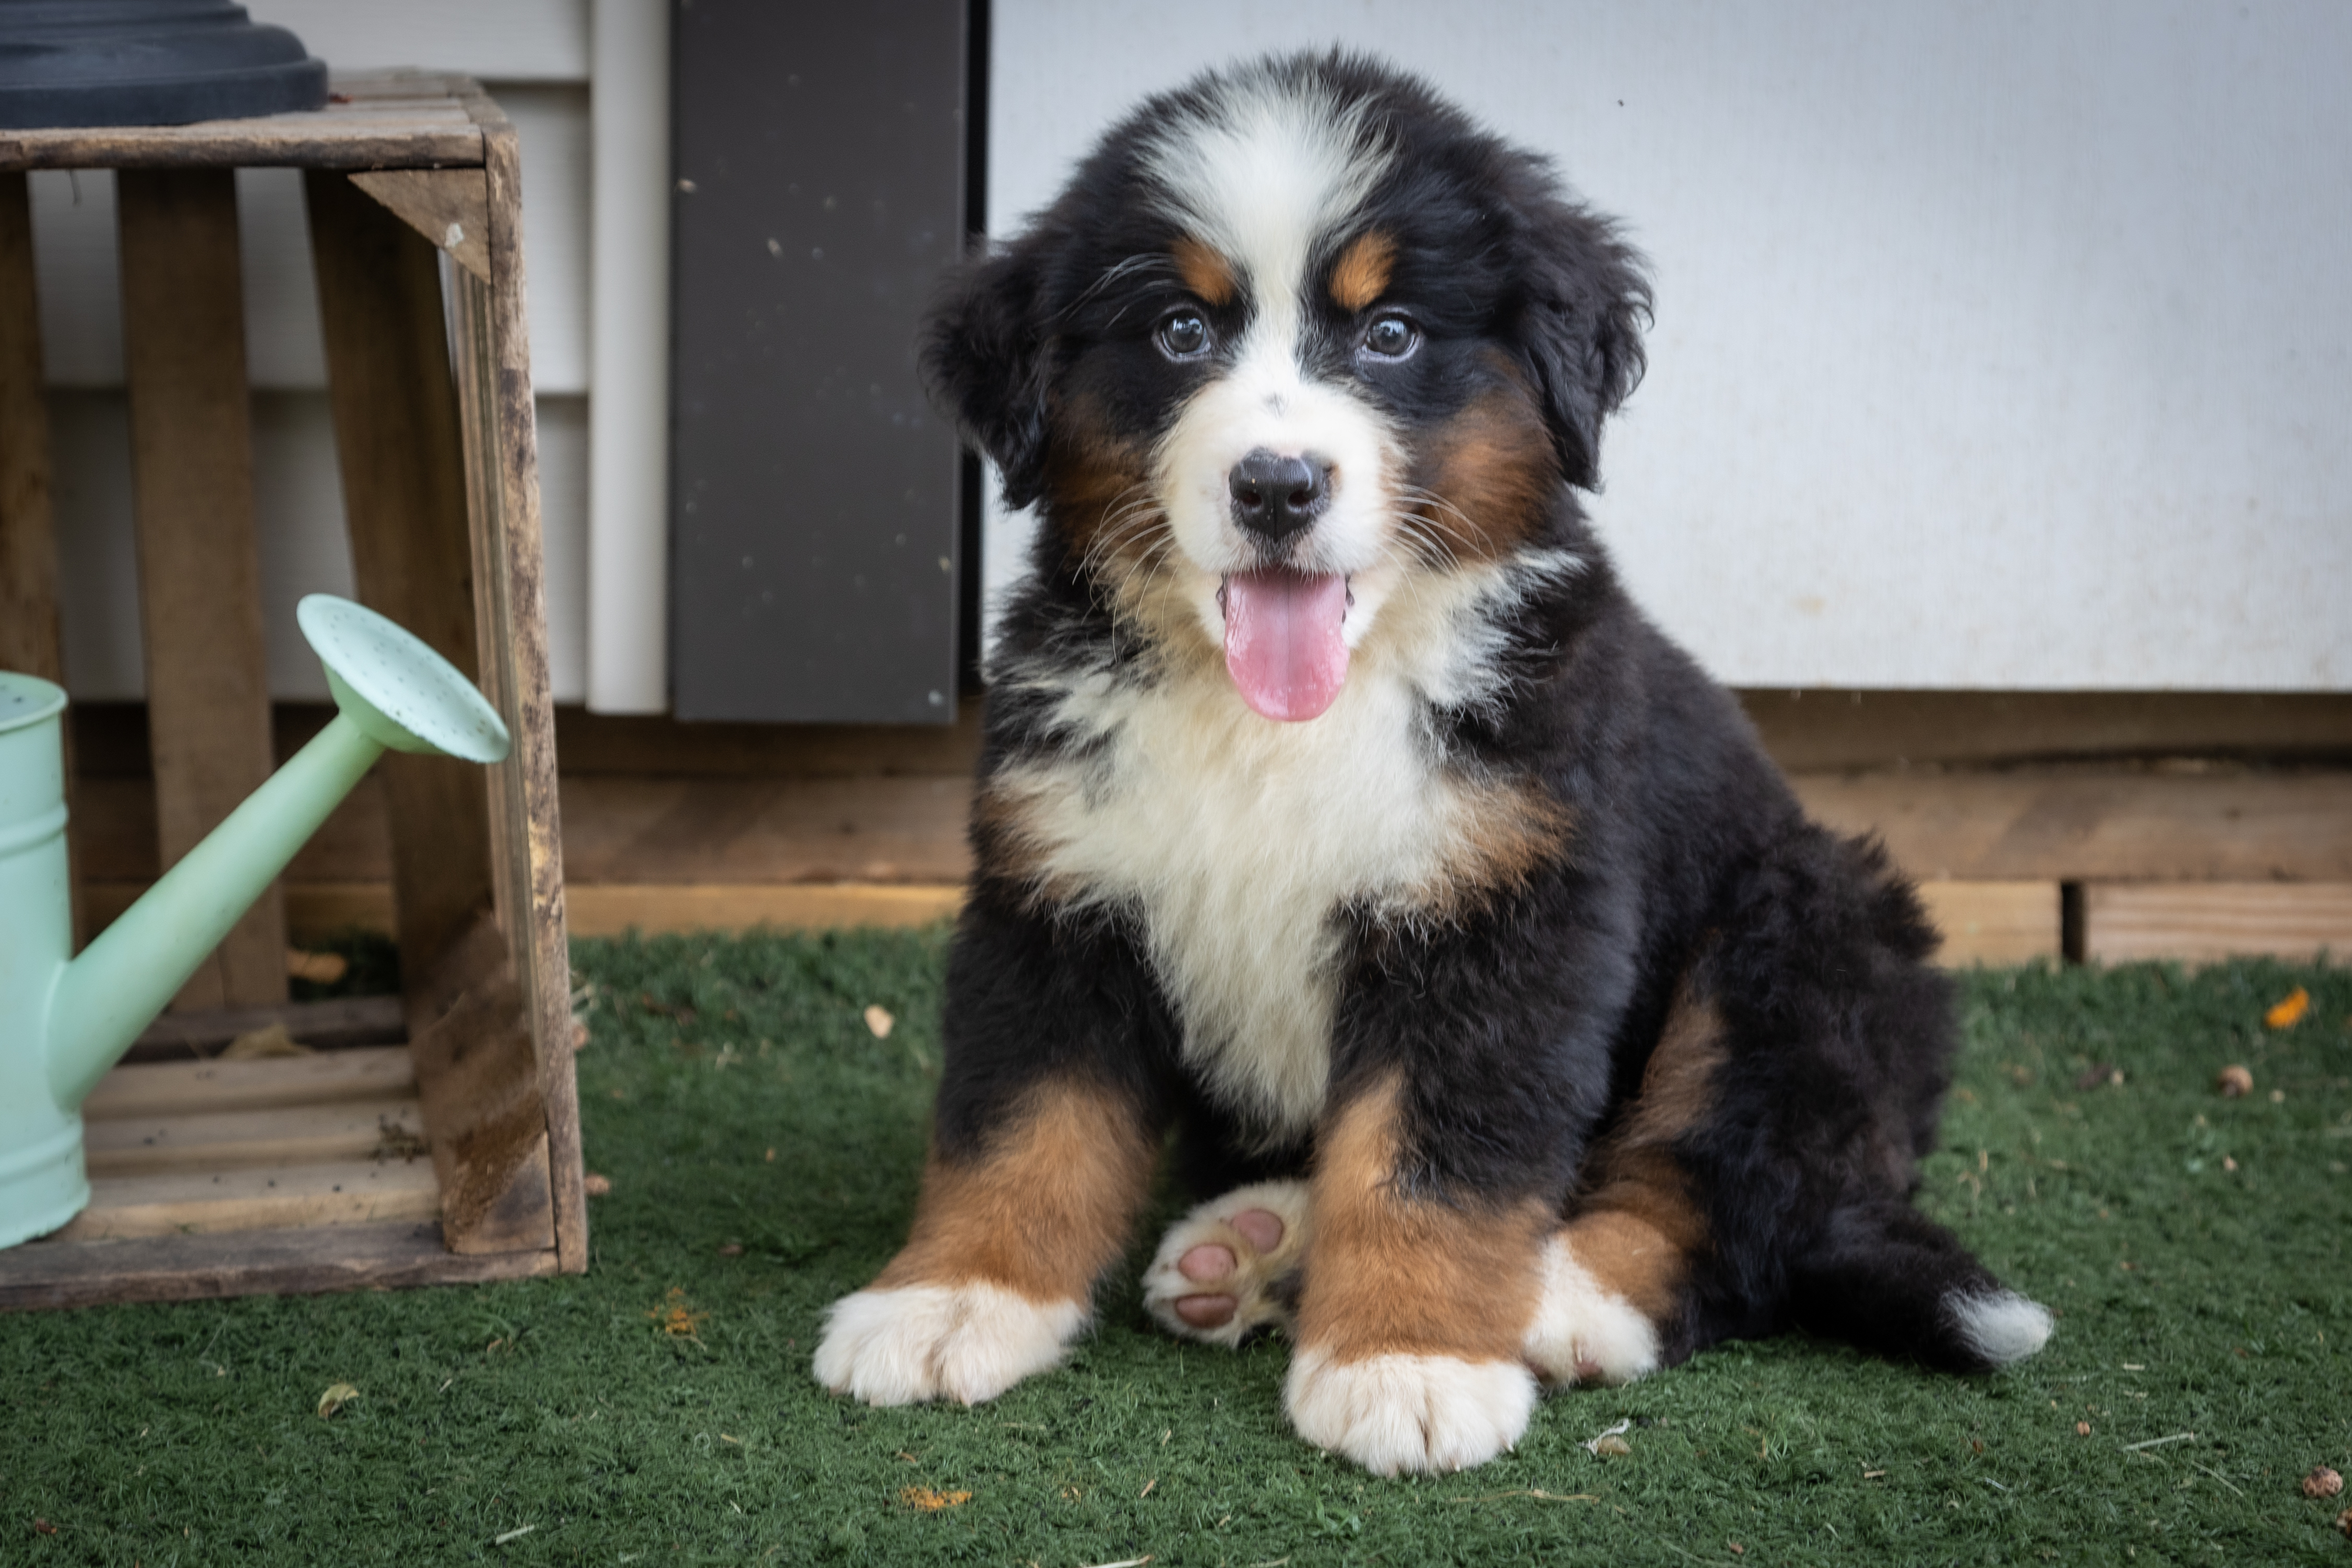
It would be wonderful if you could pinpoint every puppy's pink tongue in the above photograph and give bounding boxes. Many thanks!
[1221,569,1349,722]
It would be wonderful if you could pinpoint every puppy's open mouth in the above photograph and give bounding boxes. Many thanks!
[1217,569,1351,722]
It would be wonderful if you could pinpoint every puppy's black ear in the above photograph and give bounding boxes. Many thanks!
[1508,187,1652,491]
[922,239,1055,509]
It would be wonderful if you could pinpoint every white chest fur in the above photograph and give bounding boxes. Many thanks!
[992,657,1490,1139]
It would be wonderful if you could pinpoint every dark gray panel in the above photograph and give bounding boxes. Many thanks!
[671,0,967,722]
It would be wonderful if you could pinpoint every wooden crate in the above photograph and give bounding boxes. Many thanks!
[0,76,583,1308]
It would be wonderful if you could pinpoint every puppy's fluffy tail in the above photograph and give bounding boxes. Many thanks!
[1787,1201,2052,1373]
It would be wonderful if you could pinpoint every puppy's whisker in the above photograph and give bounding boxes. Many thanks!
[1388,508,1465,575]
[1060,253,1181,324]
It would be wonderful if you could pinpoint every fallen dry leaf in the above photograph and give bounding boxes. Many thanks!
[2338,1507,2352,1539]
[2305,1465,2344,1499]
[899,1487,971,1512]
[2217,1064,2253,1098]
[222,1023,312,1060]
[286,948,349,985]
[717,1243,743,1258]
[2265,987,2311,1029]
[570,1019,590,1052]
[648,1288,708,1340]
[864,1005,895,1039]
[33,1518,56,1535]
[584,1172,613,1197]
[316,1382,361,1418]
[2076,1422,2092,1436]
[1582,1418,1632,1456]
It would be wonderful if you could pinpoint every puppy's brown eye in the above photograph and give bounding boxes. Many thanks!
[1361,314,1418,361]
[1157,312,1211,359]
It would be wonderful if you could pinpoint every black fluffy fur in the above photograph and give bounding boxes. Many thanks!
[916,51,2031,1377]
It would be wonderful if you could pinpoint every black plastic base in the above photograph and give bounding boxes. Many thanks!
[0,0,327,130]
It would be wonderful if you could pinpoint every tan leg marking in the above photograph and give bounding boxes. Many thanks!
[813,1077,1156,1406]
[1526,989,1721,1385]
[1298,1071,1551,1361]
[1286,1072,1549,1474]
[1569,992,1721,1314]
[874,1076,1158,1301]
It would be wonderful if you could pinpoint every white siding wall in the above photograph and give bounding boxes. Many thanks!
[33,1,602,702]
[984,0,2352,691]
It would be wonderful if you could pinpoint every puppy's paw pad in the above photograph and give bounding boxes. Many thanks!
[1521,1235,1661,1387]
[812,1282,1084,1406]
[1285,1347,1536,1475]
[1143,1180,1311,1348]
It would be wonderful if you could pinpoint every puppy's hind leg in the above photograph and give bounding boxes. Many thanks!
[1142,1180,1312,1347]
[1521,1147,1702,1388]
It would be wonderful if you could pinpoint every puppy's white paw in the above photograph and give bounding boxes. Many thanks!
[1142,1179,1312,1348]
[812,1282,1085,1406]
[1284,1345,1537,1475]
[1520,1233,1661,1387]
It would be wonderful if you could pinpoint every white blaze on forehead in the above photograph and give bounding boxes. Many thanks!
[1141,70,1392,340]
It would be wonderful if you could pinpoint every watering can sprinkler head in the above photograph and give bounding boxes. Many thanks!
[0,596,509,1250]
[297,595,509,764]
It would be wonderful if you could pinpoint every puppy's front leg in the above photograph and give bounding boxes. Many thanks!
[1285,1071,1553,1475]
[814,1074,1157,1405]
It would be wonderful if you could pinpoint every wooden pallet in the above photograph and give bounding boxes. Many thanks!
[0,75,581,1307]
[0,998,562,1309]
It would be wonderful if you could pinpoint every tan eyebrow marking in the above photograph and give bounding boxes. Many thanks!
[1328,229,1396,312]
[1172,234,1238,306]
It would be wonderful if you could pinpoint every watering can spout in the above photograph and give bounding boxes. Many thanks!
[3,597,507,1248]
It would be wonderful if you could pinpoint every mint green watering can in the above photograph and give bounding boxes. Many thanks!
[0,595,510,1250]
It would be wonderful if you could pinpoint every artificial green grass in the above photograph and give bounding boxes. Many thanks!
[5,932,2349,1565]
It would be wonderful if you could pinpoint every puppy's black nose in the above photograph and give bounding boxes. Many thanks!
[1228,448,1331,542]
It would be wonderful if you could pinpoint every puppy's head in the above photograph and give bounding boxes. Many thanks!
[927,52,1649,720]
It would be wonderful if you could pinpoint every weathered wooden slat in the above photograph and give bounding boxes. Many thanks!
[348,168,492,281]
[552,702,987,777]
[0,1220,554,1312]
[446,100,586,1275]
[1743,690,2352,771]
[55,1158,440,1241]
[0,170,60,681]
[86,1044,414,1118]
[306,167,501,1013]
[2083,883,2352,966]
[84,1096,425,1176]
[116,166,286,1011]
[1915,881,2060,966]
[0,169,76,940]
[0,74,494,175]
[406,913,555,1256]
[1790,768,2352,884]
[557,775,975,886]
[564,882,967,935]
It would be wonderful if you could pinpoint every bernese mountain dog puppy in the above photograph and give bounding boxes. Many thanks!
[814,50,2051,1475]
